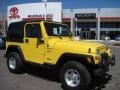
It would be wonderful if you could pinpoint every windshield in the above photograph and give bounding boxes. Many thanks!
[44,22,72,36]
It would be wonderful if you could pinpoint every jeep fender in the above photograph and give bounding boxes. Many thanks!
[5,45,25,61]
[56,53,94,68]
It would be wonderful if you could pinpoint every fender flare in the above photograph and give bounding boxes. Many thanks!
[5,45,25,61]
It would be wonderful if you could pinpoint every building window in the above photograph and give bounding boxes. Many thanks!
[100,22,120,28]
[77,22,96,28]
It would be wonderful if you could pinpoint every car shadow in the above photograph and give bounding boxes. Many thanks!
[25,65,112,90]
[25,65,60,83]
[88,73,112,90]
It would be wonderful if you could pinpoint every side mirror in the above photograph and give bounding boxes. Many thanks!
[38,37,44,43]
[36,37,44,47]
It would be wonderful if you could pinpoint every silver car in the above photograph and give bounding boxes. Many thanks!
[0,35,5,49]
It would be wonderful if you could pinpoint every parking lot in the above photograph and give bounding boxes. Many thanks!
[0,46,120,90]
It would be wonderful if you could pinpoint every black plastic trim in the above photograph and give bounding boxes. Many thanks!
[5,45,25,61]
[56,53,94,67]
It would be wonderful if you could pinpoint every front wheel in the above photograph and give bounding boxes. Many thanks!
[7,52,24,74]
[60,61,91,90]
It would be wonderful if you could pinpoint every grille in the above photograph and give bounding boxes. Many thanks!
[101,53,110,66]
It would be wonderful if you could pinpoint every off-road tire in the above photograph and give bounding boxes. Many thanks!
[7,52,24,74]
[60,61,91,90]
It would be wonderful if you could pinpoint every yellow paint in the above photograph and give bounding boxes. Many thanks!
[6,21,112,65]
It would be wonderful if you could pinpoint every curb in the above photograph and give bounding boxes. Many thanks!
[110,46,120,48]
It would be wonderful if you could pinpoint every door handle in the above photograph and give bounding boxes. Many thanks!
[25,39,29,43]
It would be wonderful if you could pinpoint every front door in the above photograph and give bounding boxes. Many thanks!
[23,23,45,64]
[81,31,90,39]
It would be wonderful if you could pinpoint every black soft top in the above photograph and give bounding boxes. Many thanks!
[7,21,28,42]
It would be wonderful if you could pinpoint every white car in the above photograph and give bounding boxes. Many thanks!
[104,36,110,41]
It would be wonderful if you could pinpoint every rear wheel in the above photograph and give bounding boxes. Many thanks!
[7,52,24,74]
[60,61,91,90]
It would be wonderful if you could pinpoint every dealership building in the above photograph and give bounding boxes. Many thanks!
[62,8,120,40]
[0,2,120,40]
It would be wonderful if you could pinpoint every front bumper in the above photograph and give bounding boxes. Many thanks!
[101,53,115,67]
[93,54,115,77]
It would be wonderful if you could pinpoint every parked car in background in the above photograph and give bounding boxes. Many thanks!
[104,36,110,41]
[101,35,110,41]
[0,35,6,49]
[115,35,120,41]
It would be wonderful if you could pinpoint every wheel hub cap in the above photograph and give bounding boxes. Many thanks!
[65,69,80,87]
[9,57,16,69]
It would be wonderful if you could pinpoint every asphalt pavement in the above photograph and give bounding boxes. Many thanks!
[0,47,120,90]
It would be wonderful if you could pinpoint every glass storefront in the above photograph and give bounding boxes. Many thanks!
[101,31,120,40]
[64,21,120,40]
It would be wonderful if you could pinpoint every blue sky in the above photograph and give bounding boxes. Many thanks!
[1,0,120,9]
[0,0,120,19]
[62,0,120,8]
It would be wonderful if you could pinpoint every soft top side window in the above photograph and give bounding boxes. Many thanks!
[25,24,41,38]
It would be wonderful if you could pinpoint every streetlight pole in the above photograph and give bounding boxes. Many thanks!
[70,9,74,36]
[42,0,47,20]
[75,18,78,36]
[97,8,101,40]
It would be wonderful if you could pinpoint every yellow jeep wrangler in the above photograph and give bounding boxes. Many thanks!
[5,20,115,90]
